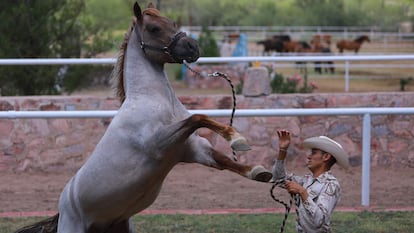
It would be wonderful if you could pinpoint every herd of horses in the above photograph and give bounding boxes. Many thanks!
[256,34,371,74]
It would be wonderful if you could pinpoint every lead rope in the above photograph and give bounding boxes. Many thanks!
[270,179,300,233]
[183,62,238,161]
[184,62,298,232]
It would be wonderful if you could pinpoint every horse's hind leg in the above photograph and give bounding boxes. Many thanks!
[314,62,322,74]
[57,213,85,233]
[106,219,134,233]
[327,61,335,73]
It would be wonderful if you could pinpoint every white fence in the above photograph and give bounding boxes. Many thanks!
[183,25,414,42]
[1,56,414,206]
[1,54,414,92]
[1,107,414,207]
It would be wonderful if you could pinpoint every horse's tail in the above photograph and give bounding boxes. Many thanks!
[15,213,59,233]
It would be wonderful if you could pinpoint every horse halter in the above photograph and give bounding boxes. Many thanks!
[137,27,187,63]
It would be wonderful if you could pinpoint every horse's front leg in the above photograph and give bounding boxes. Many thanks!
[185,138,272,182]
[188,114,251,151]
[150,114,272,182]
[211,148,272,182]
[150,114,250,159]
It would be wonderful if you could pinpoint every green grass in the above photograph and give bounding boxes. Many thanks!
[4,211,414,233]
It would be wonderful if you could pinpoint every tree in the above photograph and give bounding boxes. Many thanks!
[197,26,220,57]
[0,1,63,95]
[0,0,113,95]
[187,0,412,28]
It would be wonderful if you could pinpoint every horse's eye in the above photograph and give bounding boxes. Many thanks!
[147,25,161,34]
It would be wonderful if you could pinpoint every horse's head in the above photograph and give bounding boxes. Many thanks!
[133,2,199,64]
[356,35,370,43]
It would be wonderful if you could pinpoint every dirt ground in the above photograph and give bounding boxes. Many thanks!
[1,162,413,214]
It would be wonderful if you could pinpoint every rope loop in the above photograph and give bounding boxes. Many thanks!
[270,179,300,233]
[184,62,300,232]
[183,62,238,161]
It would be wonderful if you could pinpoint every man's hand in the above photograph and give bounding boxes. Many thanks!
[276,130,291,160]
[277,130,291,149]
[286,180,309,201]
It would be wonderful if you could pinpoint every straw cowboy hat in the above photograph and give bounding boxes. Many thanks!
[303,136,350,168]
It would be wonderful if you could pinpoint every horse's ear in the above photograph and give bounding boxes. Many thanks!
[147,2,155,8]
[133,2,142,19]
[176,16,182,29]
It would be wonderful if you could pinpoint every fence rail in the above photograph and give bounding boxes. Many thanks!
[1,55,414,92]
[183,25,414,42]
[2,55,414,65]
[1,107,414,207]
[1,56,414,206]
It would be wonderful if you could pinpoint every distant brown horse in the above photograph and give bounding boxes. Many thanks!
[312,34,332,46]
[310,36,334,74]
[256,34,291,54]
[336,35,370,53]
[282,40,307,53]
[295,41,335,74]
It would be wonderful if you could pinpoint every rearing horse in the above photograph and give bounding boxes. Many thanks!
[16,2,271,233]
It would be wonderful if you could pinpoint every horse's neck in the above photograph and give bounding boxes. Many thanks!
[355,38,365,44]
[123,29,172,100]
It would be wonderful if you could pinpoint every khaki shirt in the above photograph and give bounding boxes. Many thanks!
[272,160,341,233]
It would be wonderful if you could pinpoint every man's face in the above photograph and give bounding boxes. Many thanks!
[306,148,327,171]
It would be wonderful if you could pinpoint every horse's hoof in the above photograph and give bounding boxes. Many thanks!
[249,165,272,182]
[230,137,251,151]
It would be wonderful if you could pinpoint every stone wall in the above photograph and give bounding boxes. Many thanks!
[0,96,120,172]
[0,92,413,173]
[185,64,245,89]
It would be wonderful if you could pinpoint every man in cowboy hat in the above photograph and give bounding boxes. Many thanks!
[272,130,349,233]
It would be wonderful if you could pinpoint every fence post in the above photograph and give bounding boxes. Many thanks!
[345,61,350,92]
[242,67,271,97]
[362,113,371,206]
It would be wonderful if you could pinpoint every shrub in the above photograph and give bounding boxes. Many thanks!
[197,26,220,57]
[268,67,317,93]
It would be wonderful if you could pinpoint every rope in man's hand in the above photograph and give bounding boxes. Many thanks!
[270,179,299,233]
[184,63,238,161]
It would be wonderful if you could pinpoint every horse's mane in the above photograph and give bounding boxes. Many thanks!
[112,8,161,103]
[354,35,368,43]
[112,18,137,103]
[143,7,160,16]
[299,41,311,49]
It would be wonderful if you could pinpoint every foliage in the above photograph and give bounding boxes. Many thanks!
[1,0,413,95]
[0,0,114,95]
[0,1,67,95]
[235,79,243,95]
[92,0,414,29]
[83,0,131,34]
[197,26,220,57]
[4,211,414,233]
[269,69,318,94]
[294,0,347,26]
[400,77,413,91]
[186,0,413,28]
